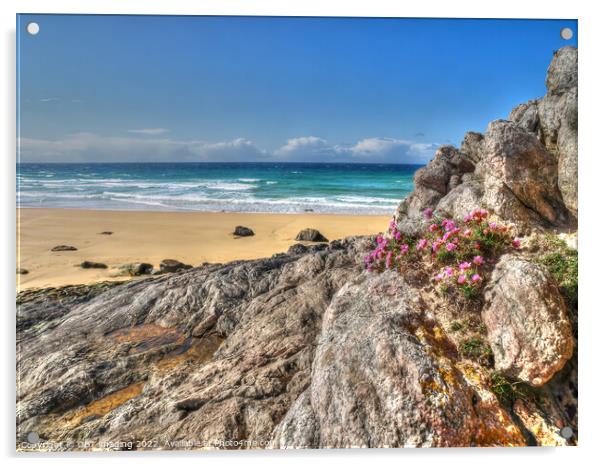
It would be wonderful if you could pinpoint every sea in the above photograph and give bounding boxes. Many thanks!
[17,163,420,215]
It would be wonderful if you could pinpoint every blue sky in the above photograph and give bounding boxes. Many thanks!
[17,15,577,163]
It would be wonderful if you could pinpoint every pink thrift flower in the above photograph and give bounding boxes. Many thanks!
[400,244,410,255]
[444,267,454,277]
[445,242,457,252]
[488,221,498,230]
[463,214,472,223]
[385,251,393,269]
[457,274,467,284]
[462,229,473,238]
[395,231,402,241]
[512,238,521,249]
[376,235,383,245]
[459,261,471,271]
[471,274,482,283]
[434,273,444,282]
[416,238,427,250]
[473,255,484,266]
[429,223,439,233]
[423,207,434,219]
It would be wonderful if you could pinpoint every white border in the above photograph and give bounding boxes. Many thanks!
[2,1,601,465]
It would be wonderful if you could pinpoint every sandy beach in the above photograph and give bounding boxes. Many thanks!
[16,208,390,290]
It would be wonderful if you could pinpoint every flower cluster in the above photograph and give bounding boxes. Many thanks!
[365,208,520,299]
[364,219,414,272]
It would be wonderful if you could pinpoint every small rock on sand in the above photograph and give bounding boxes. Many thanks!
[16,268,29,275]
[80,261,108,269]
[99,231,113,235]
[295,228,328,242]
[233,226,255,237]
[119,263,153,276]
[51,245,78,252]
[160,259,193,273]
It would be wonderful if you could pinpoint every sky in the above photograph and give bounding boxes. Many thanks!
[17,15,577,164]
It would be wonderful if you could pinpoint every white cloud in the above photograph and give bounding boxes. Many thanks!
[275,136,437,164]
[127,128,170,135]
[343,137,438,163]
[274,137,333,161]
[18,133,267,163]
[18,133,437,164]
[39,97,59,102]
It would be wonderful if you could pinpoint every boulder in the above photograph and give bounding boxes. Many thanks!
[395,145,474,220]
[80,261,108,269]
[274,272,518,447]
[478,120,568,226]
[482,255,574,386]
[51,245,77,252]
[159,259,193,273]
[295,228,328,242]
[233,226,254,237]
[509,46,578,217]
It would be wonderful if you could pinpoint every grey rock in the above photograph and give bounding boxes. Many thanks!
[119,263,153,276]
[160,259,193,273]
[546,46,577,96]
[460,131,484,164]
[479,119,568,226]
[233,226,254,237]
[51,245,77,252]
[80,261,108,269]
[287,243,309,255]
[274,272,481,447]
[16,238,367,449]
[482,255,574,386]
[295,228,328,242]
[508,47,578,218]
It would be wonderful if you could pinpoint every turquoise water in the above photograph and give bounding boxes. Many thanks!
[17,163,419,214]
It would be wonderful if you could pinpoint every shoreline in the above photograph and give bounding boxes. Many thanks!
[17,208,389,290]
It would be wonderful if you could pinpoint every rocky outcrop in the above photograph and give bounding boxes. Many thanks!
[482,256,574,386]
[396,46,577,231]
[509,46,577,216]
[275,272,508,448]
[17,238,370,450]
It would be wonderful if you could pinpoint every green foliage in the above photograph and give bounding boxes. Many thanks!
[450,321,463,332]
[459,284,480,300]
[459,337,493,366]
[490,371,527,405]
[537,236,578,309]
